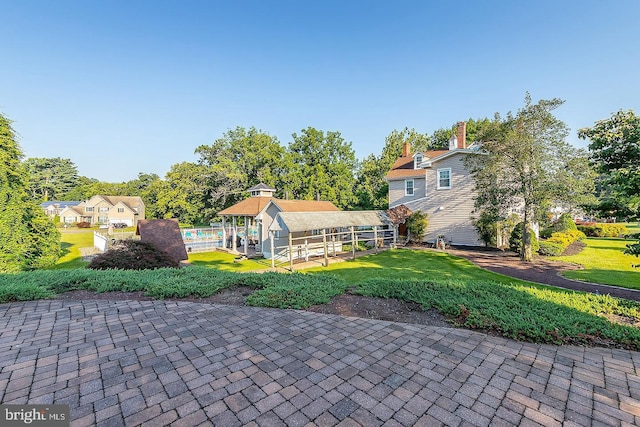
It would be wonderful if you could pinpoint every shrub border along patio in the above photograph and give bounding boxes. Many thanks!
[1,260,640,350]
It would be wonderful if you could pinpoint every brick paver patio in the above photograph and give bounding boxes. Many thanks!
[1,299,639,426]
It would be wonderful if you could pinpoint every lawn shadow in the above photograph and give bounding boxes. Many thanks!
[59,242,73,258]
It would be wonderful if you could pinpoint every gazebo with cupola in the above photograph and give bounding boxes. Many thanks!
[217,183,276,255]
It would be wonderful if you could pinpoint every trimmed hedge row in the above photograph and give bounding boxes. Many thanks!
[577,223,629,238]
[538,241,565,256]
[539,229,586,256]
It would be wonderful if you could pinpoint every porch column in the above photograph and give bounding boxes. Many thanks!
[332,231,336,256]
[288,232,294,271]
[244,215,249,255]
[373,226,378,253]
[350,226,356,260]
[232,217,237,252]
[393,225,398,247]
[270,231,275,269]
[222,218,227,249]
[322,229,329,267]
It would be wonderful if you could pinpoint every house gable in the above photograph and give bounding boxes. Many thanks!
[386,122,483,246]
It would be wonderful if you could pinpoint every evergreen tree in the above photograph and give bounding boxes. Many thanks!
[0,113,60,272]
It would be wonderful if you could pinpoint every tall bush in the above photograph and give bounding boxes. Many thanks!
[473,211,497,247]
[405,211,428,244]
[554,213,577,232]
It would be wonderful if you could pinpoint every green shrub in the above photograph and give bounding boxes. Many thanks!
[547,230,586,246]
[88,240,180,270]
[538,241,565,256]
[405,211,428,243]
[554,213,578,232]
[245,273,347,309]
[578,223,629,237]
[473,211,498,247]
[509,222,539,254]
[353,277,640,349]
[539,227,554,239]
[538,229,586,257]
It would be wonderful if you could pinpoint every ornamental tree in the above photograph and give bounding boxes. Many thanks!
[467,94,592,261]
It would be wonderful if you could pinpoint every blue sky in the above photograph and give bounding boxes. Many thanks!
[2,0,639,182]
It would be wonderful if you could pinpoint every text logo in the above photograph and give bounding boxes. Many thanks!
[1,405,69,426]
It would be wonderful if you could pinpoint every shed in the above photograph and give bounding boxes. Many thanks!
[267,210,395,269]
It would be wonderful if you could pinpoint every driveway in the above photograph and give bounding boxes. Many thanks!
[1,299,639,426]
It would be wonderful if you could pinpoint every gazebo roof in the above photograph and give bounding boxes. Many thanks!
[269,210,392,233]
[219,198,339,217]
[217,196,274,216]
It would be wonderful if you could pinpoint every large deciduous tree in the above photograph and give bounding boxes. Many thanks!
[284,127,357,209]
[196,126,285,211]
[578,110,640,261]
[24,157,79,201]
[154,162,211,225]
[468,94,590,261]
[0,113,60,272]
[578,110,640,218]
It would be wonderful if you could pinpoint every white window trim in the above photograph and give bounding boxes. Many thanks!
[437,168,452,190]
[405,179,415,196]
[414,154,423,169]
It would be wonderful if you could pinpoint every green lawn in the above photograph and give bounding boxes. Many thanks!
[626,222,640,234]
[51,230,94,269]
[54,229,267,272]
[187,251,270,272]
[303,248,534,286]
[551,237,640,289]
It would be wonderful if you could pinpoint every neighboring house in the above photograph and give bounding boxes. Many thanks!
[41,201,81,218]
[385,122,484,246]
[59,195,145,227]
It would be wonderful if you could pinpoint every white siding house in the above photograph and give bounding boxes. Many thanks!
[385,122,484,246]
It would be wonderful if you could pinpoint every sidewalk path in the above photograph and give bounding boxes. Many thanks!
[1,299,639,426]
[450,248,640,303]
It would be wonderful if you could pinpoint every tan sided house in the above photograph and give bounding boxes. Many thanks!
[59,195,145,227]
[385,122,484,246]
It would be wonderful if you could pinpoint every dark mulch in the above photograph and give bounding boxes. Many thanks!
[561,241,587,256]
[55,286,454,328]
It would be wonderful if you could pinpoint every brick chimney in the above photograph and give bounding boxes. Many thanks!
[456,122,466,149]
[401,141,411,157]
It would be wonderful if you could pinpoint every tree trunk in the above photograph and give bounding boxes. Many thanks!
[521,206,533,262]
